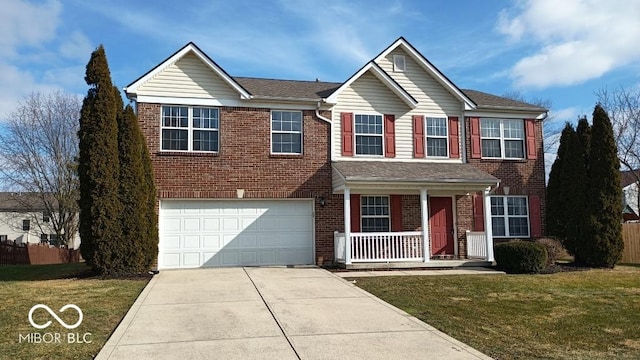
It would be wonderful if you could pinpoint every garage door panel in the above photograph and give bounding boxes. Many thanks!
[159,200,314,269]
[203,235,221,248]
[163,235,180,249]
[162,253,180,268]
[183,235,200,249]
[182,253,200,267]
[203,218,220,231]
[164,218,181,232]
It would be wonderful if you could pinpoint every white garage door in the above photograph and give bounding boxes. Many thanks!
[159,200,314,269]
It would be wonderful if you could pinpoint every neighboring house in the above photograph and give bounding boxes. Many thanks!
[621,169,640,222]
[0,192,80,249]
[125,37,547,269]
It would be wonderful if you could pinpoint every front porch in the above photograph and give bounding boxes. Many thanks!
[334,230,492,268]
[331,161,500,267]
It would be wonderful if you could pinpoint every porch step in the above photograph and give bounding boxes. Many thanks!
[342,259,493,270]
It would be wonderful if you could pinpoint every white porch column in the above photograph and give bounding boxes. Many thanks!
[420,188,430,262]
[483,187,495,262]
[344,187,352,265]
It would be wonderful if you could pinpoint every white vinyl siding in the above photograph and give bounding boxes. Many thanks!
[137,52,239,100]
[332,72,407,160]
[332,49,464,162]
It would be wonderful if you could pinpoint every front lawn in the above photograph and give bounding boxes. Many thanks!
[0,263,149,360]
[350,266,640,360]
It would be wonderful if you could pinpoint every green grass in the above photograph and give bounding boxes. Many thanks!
[350,266,640,360]
[0,263,149,360]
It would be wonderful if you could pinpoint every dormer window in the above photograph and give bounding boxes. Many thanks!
[393,55,405,72]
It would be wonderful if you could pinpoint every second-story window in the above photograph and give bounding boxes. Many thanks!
[426,117,448,157]
[271,111,302,154]
[355,114,383,156]
[161,106,219,152]
[480,118,524,159]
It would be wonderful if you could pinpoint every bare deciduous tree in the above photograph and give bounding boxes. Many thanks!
[596,86,640,218]
[0,91,81,247]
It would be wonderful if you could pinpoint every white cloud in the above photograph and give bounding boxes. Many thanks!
[0,0,61,58]
[59,32,94,61]
[496,0,640,88]
[0,0,92,119]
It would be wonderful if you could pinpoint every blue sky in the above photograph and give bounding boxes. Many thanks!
[2,0,640,140]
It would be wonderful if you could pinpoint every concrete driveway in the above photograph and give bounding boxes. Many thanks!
[97,267,491,360]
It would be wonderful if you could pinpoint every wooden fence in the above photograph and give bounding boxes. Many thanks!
[0,240,79,266]
[622,223,640,263]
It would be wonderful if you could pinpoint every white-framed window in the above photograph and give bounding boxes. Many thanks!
[271,111,303,154]
[490,196,529,237]
[393,55,406,72]
[355,114,384,156]
[161,106,219,152]
[426,117,448,157]
[361,196,390,232]
[480,118,525,159]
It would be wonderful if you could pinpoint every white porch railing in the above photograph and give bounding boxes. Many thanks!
[334,231,423,263]
[466,231,487,258]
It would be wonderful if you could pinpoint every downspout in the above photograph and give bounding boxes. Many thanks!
[460,103,467,163]
[315,101,334,162]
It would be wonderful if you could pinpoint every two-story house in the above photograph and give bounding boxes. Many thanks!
[125,37,547,269]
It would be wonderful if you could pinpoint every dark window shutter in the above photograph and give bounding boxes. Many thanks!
[529,195,542,237]
[473,194,485,231]
[384,114,396,158]
[350,194,361,232]
[341,112,354,156]
[525,119,537,160]
[413,115,425,158]
[470,117,481,159]
[390,195,403,231]
[448,116,460,159]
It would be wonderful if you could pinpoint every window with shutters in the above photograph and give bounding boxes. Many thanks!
[354,114,384,156]
[480,118,525,159]
[490,196,529,237]
[425,117,448,157]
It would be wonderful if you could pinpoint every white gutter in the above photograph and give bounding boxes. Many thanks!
[316,101,334,161]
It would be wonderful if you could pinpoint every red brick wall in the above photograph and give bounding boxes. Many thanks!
[464,117,547,237]
[138,103,336,261]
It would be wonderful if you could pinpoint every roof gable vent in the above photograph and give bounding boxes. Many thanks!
[393,55,405,72]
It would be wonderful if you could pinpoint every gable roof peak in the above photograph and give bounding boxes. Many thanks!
[124,41,251,100]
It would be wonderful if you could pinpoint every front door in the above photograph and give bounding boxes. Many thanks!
[429,197,454,256]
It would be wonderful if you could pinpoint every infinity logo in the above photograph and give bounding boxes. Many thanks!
[28,304,83,330]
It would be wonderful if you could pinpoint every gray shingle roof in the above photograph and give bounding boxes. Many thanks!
[0,192,50,211]
[234,77,340,101]
[232,77,546,112]
[462,89,547,112]
[333,161,499,184]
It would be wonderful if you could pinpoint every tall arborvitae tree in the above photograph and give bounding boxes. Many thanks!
[546,124,571,240]
[584,104,623,267]
[117,104,157,272]
[576,116,591,172]
[140,131,159,268]
[546,123,589,261]
[78,46,123,273]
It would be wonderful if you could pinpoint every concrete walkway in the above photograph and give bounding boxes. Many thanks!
[97,267,492,360]
[334,266,505,278]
